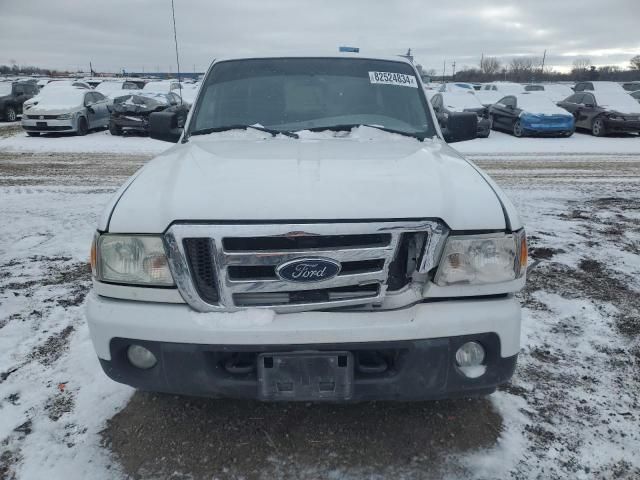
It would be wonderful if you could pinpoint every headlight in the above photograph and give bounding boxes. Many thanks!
[435,231,527,286]
[57,113,72,120]
[96,235,174,286]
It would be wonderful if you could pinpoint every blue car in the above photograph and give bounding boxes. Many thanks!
[489,92,575,137]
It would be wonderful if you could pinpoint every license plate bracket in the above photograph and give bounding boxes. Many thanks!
[36,121,47,127]
[257,351,353,401]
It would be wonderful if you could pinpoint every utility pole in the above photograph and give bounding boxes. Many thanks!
[541,49,547,79]
[452,61,456,78]
[442,59,446,83]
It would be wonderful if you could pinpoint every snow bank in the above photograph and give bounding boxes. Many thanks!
[0,129,170,155]
[456,130,640,155]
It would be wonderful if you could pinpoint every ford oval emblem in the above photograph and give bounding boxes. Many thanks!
[276,258,341,283]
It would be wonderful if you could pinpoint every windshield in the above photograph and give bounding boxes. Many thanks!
[516,94,565,114]
[0,83,12,96]
[441,92,483,110]
[189,58,434,139]
[595,92,640,111]
[35,89,85,108]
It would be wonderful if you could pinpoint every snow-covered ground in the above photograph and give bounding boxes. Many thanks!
[0,129,639,479]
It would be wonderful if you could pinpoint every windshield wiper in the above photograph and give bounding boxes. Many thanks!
[305,124,426,140]
[189,124,299,139]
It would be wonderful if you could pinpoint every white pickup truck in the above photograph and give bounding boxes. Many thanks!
[87,55,527,401]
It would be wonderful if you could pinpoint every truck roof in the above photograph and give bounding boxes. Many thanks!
[212,54,414,65]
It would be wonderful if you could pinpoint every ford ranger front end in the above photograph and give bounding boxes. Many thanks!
[87,55,526,401]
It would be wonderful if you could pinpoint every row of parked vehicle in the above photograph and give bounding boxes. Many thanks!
[428,81,640,138]
[0,76,199,137]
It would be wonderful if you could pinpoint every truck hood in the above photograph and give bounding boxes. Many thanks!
[104,133,508,232]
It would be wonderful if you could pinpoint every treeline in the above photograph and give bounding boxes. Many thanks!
[0,64,61,76]
[420,55,640,83]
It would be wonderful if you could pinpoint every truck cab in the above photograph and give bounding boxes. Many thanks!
[87,55,526,401]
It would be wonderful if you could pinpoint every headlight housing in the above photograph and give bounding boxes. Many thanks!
[57,113,72,120]
[434,231,527,286]
[93,234,174,286]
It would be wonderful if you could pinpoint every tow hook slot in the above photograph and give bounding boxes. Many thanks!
[224,353,256,375]
[356,352,389,374]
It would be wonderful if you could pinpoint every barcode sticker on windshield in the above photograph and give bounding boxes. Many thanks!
[368,71,418,88]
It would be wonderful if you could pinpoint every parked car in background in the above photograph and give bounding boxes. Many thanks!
[431,92,490,138]
[489,92,575,137]
[0,81,39,121]
[143,80,182,93]
[557,91,640,136]
[96,80,142,97]
[573,81,625,93]
[22,88,110,136]
[108,91,187,136]
[622,81,640,92]
[475,83,523,107]
[524,84,574,102]
[40,80,91,92]
[177,83,199,105]
[438,82,475,93]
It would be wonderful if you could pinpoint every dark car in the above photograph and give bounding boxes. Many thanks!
[109,91,187,135]
[431,92,490,138]
[489,93,575,137]
[622,81,640,92]
[0,81,39,121]
[557,91,640,136]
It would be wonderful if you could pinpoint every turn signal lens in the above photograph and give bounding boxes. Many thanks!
[90,234,97,277]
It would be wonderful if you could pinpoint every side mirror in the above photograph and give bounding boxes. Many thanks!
[85,104,95,113]
[442,112,477,143]
[149,110,184,143]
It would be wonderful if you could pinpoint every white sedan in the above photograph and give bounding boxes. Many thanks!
[21,88,110,136]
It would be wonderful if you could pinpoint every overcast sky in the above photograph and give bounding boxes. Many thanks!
[1,0,639,74]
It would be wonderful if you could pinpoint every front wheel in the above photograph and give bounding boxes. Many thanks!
[513,120,524,137]
[591,117,606,137]
[4,106,17,122]
[76,116,88,136]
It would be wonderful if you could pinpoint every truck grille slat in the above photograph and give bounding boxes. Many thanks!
[166,222,447,313]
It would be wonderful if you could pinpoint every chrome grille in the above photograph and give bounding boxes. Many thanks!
[164,221,447,313]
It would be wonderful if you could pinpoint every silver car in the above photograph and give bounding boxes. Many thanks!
[21,88,110,136]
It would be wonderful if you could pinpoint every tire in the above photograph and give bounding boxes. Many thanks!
[513,120,524,137]
[109,122,122,136]
[591,117,606,137]
[76,116,88,136]
[26,132,40,137]
[4,106,17,122]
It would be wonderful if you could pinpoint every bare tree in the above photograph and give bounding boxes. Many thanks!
[508,57,541,82]
[480,56,501,75]
[630,55,640,70]
[572,57,592,72]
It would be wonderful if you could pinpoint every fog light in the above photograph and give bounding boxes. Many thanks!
[127,344,157,369]
[455,342,486,378]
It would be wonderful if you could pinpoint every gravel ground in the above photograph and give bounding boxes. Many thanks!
[0,148,639,479]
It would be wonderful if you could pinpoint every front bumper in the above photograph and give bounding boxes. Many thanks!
[87,293,521,401]
[521,121,574,136]
[603,118,640,133]
[111,115,149,132]
[100,335,517,401]
[22,117,75,132]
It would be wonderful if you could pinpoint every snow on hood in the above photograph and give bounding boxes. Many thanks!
[594,92,640,115]
[516,94,571,116]
[26,89,85,113]
[104,131,507,233]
